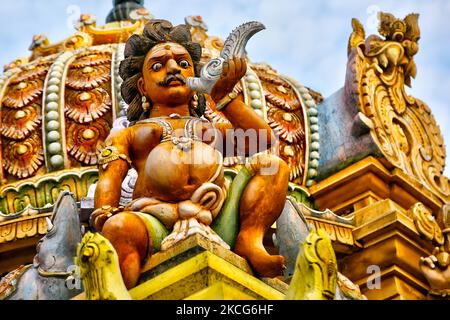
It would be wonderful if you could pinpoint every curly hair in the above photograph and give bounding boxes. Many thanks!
[119,19,206,122]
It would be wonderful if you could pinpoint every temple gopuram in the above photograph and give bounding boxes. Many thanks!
[0,0,448,301]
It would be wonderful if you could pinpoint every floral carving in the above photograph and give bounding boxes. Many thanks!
[2,78,43,108]
[70,51,112,69]
[66,119,111,165]
[65,87,111,124]
[1,105,41,140]
[3,132,44,179]
[66,64,111,90]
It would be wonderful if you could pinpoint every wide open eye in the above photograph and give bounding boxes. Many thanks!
[152,62,162,72]
[179,60,190,69]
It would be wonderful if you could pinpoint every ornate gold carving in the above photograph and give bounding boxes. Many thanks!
[2,78,43,108]
[67,119,111,165]
[66,64,110,90]
[3,58,29,72]
[253,65,302,112]
[63,32,93,50]
[3,132,44,179]
[285,228,337,300]
[0,214,50,244]
[308,218,355,247]
[267,106,304,144]
[65,87,111,123]
[410,202,444,246]
[1,105,41,140]
[347,13,448,200]
[281,142,304,182]
[29,34,63,61]
[11,61,51,84]
[75,232,131,300]
[70,51,112,69]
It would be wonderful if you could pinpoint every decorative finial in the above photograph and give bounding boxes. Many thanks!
[106,0,149,23]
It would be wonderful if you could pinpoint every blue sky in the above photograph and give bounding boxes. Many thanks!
[0,0,448,175]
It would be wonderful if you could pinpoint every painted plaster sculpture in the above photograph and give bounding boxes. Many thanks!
[90,19,290,289]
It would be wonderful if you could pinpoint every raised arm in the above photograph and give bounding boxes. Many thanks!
[210,57,276,157]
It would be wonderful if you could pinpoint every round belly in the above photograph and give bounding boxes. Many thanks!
[143,140,223,201]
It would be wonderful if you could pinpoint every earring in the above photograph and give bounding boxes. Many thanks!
[191,93,199,109]
[142,96,150,112]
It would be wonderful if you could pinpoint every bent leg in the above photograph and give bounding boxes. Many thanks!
[102,212,150,289]
[234,155,289,278]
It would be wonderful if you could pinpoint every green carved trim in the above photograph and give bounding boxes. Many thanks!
[0,168,98,214]
[288,182,315,209]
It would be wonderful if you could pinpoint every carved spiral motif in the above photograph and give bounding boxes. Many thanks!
[3,132,44,179]
[267,106,305,144]
[1,105,41,140]
[11,61,51,84]
[70,51,112,69]
[66,119,111,165]
[2,78,44,108]
[65,87,111,123]
[410,202,444,246]
[66,64,111,90]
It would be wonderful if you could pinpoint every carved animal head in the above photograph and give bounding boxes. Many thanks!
[349,12,420,87]
[35,191,82,274]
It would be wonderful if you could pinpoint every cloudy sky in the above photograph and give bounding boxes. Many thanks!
[0,0,448,175]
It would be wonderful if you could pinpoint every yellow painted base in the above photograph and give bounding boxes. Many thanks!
[185,282,256,300]
[130,251,286,300]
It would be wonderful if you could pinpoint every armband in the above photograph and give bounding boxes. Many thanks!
[98,144,132,170]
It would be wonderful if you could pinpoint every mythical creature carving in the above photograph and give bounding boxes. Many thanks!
[347,12,449,201]
[0,191,83,300]
[285,228,337,300]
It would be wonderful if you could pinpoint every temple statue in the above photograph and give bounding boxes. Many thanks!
[0,1,448,300]
[90,19,289,289]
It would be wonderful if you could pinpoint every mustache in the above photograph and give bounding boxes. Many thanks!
[158,74,186,87]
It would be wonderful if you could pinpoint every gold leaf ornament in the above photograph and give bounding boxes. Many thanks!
[11,61,51,84]
[70,51,112,69]
[410,202,444,246]
[67,119,111,165]
[1,105,41,140]
[267,107,305,144]
[65,87,111,123]
[66,64,111,90]
[2,78,43,108]
[3,132,44,179]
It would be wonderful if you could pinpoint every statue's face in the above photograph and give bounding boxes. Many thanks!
[139,42,195,106]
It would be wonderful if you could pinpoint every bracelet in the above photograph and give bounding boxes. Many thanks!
[215,91,238,111]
